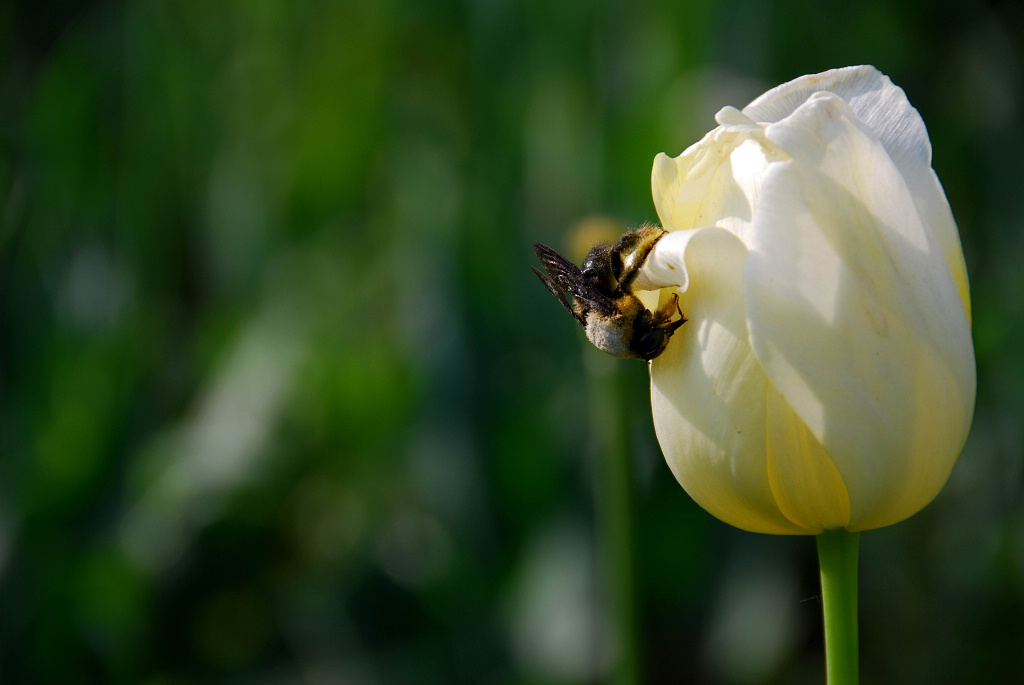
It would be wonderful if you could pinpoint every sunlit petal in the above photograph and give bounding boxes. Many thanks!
[744,92,975,530]
[648,227,812,534]
[742,65,970,319]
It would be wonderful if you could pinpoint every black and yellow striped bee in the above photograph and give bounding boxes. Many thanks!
[532,225,686,361]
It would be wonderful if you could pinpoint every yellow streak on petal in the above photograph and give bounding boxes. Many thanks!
[947,245,972,326]
[765,386,851,532]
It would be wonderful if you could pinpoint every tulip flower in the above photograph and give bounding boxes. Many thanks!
[630,65,975,684]
[634,65,975,536]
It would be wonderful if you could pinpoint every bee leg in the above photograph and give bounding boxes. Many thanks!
[655,293,687,330]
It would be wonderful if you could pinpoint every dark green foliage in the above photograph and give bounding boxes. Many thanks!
[0,0,1021,682]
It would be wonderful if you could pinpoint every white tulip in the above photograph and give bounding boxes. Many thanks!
[638,66,975,534]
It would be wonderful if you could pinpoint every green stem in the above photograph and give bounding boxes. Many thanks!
[816,529,861,685]
[585,352,639,685]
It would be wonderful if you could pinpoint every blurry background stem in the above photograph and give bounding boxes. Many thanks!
[585,350,640,685]
[816,529,860,685]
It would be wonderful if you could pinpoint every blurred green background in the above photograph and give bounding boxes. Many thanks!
[1,0,1022,683]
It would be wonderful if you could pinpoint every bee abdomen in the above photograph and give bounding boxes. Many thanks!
[584,312,633,358]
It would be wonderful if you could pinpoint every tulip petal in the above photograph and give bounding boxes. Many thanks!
[742,65,970,320]
[652,125,786,245]
[745,93,976,530]
[765,387,850,531]
[648,226,815,535]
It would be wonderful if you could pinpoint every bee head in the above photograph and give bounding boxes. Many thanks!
[632,326,670,361]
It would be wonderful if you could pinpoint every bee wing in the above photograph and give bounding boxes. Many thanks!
[532,243,617,323]
[532,266,584,326]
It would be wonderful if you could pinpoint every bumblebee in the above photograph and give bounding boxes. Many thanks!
[532,225,686,361]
